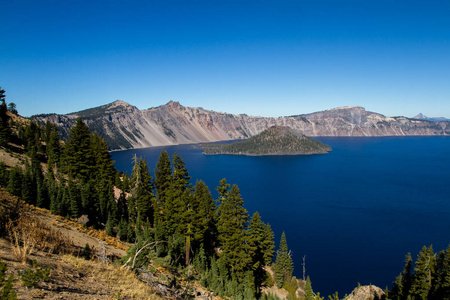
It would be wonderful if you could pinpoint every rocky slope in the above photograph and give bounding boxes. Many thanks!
[32,101,450,150]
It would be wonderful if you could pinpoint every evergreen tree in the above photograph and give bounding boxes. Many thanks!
[36,175,49,209]
[304,276,314,300]
[7,102,17,115]
[274,231,294,288]
[46,124,61,166]
[249,212,270,288]
[116,190,128,222]
[397,252,413,300]
[7,166,22,198]
[216,180,251,278]
[64,117,93,180]
[192,180,216,255]
[262,223,275,266]
[0,260,17,300]
[97,179,115,224]
[438,244,450,299]
[67,179,80,218]
[0,87,11,147]
[44,120,52,143]
[105,215,115,236]
[79,181,97,224]
[154,150,172,211]
[91,132,116,181]
[411,245,435,299]
[164,153,191,237]
[130,156,155,225]
[21,162,36,205]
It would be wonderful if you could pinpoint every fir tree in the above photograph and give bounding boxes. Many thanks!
[274,231,293,288]
[7,166,22,198]
[64,117,93,180]
[411,245,435,299]
[164,153,191,237]
[154,150,172,209]
[439,244,450,299]
[21,162,36,205]
[0,87,11,147]
[7,102,17,115]
[67,179,80,218]
[46,124,61,166]
[192,180,216,255]
[262,223,275,266]
[216,180,251,278]
[36,176,49,209]
[0,260,17,300]
[249,212,270,288]
[91,132,116,181]
[130,156,155,225]
[304,276,314,300]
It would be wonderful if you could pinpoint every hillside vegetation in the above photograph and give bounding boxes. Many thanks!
[202,126,331,155]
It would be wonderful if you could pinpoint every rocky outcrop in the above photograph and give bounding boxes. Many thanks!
[32,100,450,150]
[345,285,385,300]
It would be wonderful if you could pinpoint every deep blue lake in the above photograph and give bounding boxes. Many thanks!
[111,137,450,296]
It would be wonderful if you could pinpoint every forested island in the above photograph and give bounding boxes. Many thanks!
[201,126,331,156]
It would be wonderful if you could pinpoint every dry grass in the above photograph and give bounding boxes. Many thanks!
[63,255,162,300]
[54,215,129,251]
[8,219,35,264]
[7,212,74,264]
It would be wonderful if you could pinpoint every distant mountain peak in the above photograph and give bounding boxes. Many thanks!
[111,100,133,108]
[413,113,449,122]
[414,113,427,119]
[166,100,181,108]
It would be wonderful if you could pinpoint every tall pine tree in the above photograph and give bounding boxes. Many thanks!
[0,87,11,146]
[216,180,251,278]
[411,245,435,299]
[64,117,93,180]
[274,231,294,288]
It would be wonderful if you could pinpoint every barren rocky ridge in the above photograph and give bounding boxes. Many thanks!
[32,100,450,150]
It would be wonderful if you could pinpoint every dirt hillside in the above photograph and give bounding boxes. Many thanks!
[0,188,161,299]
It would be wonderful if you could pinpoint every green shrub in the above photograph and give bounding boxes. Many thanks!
[19,260,51,288]
[0,261,17,300]
[263,270,275,287]
[81,243,92,260]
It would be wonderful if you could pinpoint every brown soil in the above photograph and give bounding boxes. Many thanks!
[0,188,161,299]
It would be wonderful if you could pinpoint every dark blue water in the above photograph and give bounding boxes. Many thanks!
[111,137,450,296]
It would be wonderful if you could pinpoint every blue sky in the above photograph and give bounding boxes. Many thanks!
[1,0,449,118]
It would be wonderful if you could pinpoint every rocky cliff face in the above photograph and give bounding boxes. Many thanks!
[32,100,450,150]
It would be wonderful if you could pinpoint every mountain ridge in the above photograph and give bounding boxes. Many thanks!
[32,100,450,150]
[413,113,450,122]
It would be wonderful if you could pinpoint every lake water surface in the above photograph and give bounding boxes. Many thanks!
[111,137,450,296]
